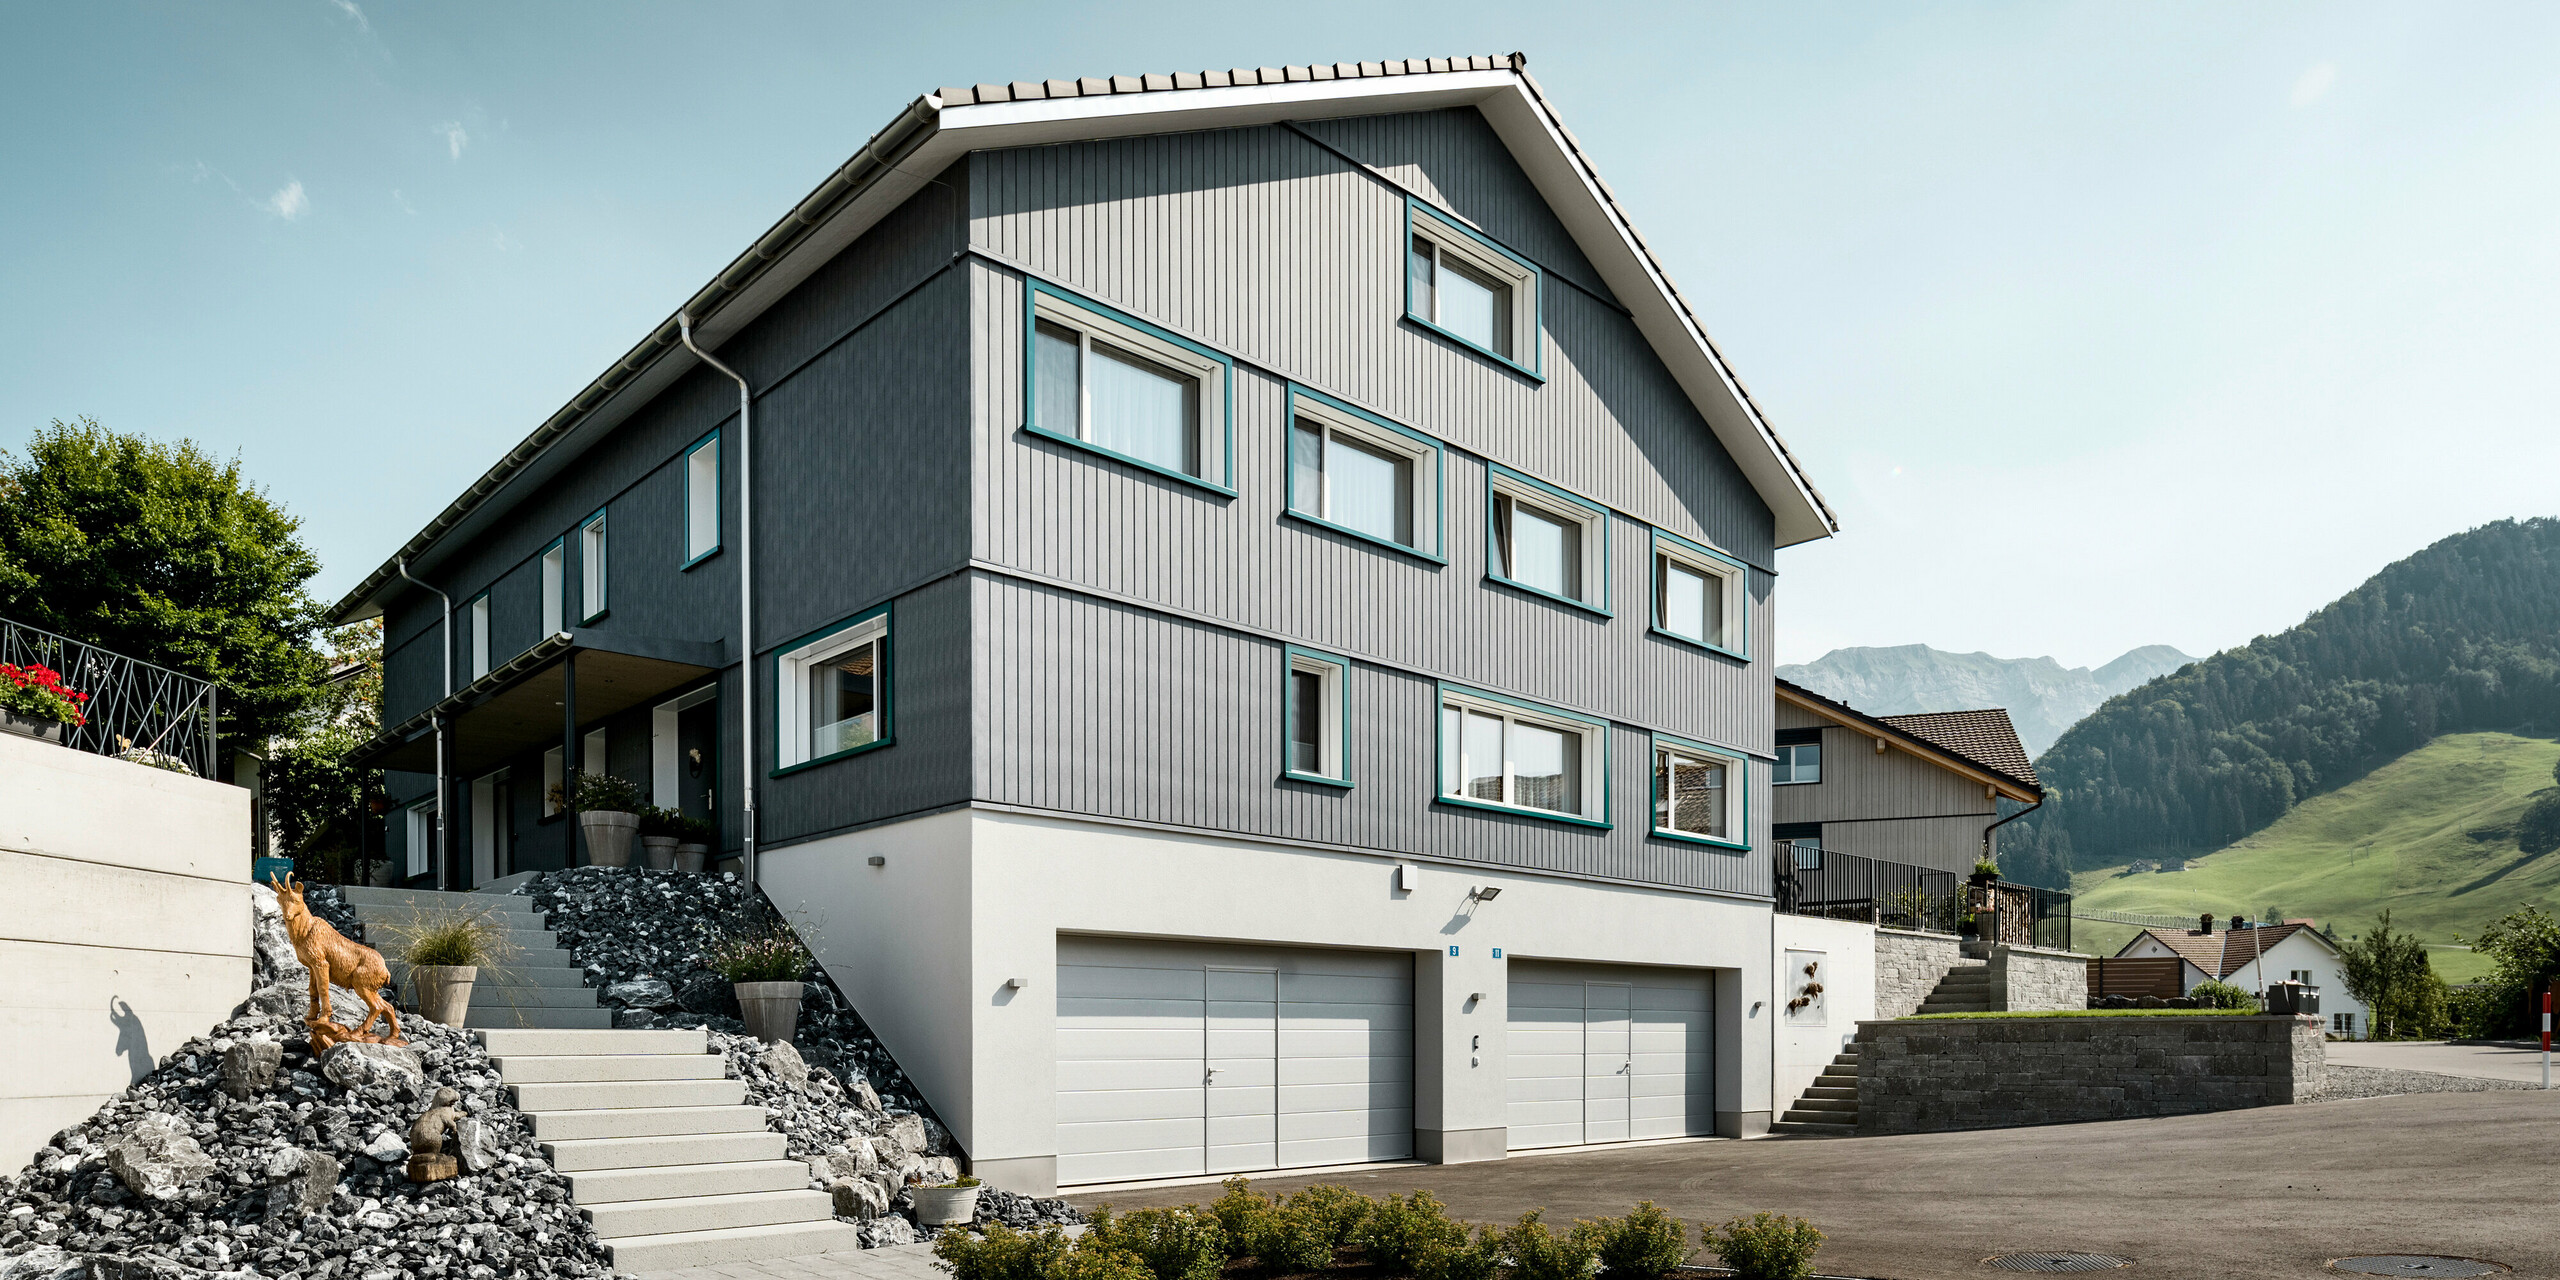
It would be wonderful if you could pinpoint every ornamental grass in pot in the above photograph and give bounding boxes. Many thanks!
[708,922,812,1044]
[638,806,683,870]
[389,912,515,1028]
[672,814,715,872]
[553,772,648,867]
[0,662,88,743]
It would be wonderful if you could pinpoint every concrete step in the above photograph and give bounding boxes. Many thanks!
[545,1131,789,1173]
[1917,1003,1991,1014]
[393,962,594,990]
[340,887,542,914]
[1770,1116,1855,1136]
[494,1053,727,1085]
[481,1027,709,1057]
[1799,1086,1857,1102]
[583,1189,837,1240]
[1792,1096,1858,1114]
[1812,1073,1859,1091]
[602,1219,866,1272]
[567,1159,810,1206]
[461,1006,614,1031]
[435,984,603,1010]
[531,1105,771,1142]
[512,1078,747,1112]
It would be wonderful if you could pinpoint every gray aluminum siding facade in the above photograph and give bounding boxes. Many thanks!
[1771,701,1996,877]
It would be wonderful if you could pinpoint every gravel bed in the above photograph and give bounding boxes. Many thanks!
[2315,1064,2543,1101]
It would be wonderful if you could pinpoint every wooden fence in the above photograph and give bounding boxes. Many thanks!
[2086,957,2185,1001]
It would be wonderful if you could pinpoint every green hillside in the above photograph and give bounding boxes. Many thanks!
[2070,732,2560,982]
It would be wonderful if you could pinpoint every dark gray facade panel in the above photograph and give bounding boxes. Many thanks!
[971,575,1770,898]
[758,572,975,846]
[965,118,1770,563]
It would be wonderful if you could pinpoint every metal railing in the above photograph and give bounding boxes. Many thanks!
[2015,883,2073,952]
[1774,842,1961,934]
[2,616,216,777]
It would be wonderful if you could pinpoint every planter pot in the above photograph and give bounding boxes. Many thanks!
[579,811,640,867]
[674,843,710,873]
[909,1184,981,1227]
[0,711,68,744]
[411,965,478,1027]
[735,981,803,1044]
[640,836,679,871]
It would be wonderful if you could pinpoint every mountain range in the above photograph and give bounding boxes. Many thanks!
[1777,643,2196,758]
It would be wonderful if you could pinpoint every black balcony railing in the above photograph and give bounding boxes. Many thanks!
[1773,842,1960,934]
[2,616,216,777]
[2018,882,2073,952]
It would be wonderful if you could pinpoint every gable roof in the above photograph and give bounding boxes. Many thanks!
[329,52,1837,625]
[1774,678,2041,800]
[2122,924,2331,979]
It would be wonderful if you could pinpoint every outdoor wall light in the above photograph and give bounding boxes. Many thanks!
[866,855,886,867]
[1005,976,1029,990]
[1469,885,1502,903]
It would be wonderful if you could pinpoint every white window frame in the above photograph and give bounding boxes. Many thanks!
[540,540,565,637]
[470,769,509,886]
[1405,200,1541,375]
[1284,385,1443,560]
[1282,646,1351,787]
[578,510,608,622]
[1650,733,1748,849]
[1435,683,1609,828]
[582,727,607,778]
[683,431,720,566]
[467,593,491,680]
[404,799,439,879]
[1651,529,1749,657]
[1024,280,1232,492]
[651,684,719,808]
[542,746,565,817]
[1774,740,1822,786]
[776,607,891,770]
[1487,465,1610,615]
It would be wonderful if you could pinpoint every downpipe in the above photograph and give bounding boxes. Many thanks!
[395,558,454,888]
[677,313,757,889]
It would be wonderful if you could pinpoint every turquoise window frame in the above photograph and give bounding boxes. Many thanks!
[576,508,609,624]
[1402,196,1545,381]
[1281,384,1448,565]
[1021,277,1236,497]
[767,601,894,778]
[1484,464,1612,618]
[1649,731,1751,851]
[681,429,722,570]
[1433,681,1613,831]
[1648,528,1751,661]
[1281,644,1354,788]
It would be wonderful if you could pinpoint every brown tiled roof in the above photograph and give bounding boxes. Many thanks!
[938,56,1520,105]
[1877,709,2040,790]
[2130,924,2320,980]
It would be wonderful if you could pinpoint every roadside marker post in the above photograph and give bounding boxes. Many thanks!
[2543,991,2551,1090]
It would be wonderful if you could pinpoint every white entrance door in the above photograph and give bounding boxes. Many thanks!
[1506,960,1712,1150]
[1055,937,1412,1186]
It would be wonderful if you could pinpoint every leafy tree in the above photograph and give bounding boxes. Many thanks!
[2455,906,2560,1038]
[0,418,326,748]
[263,621,384,883]
[2336,910,2445,1039]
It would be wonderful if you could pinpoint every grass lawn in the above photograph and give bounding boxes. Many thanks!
[2071,731,2559,981]
[1901,1008,2262,1019]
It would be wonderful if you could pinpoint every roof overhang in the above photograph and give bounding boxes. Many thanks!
[1776,682,2041,802]
[332,56,1836,625]
[353,631,718,776]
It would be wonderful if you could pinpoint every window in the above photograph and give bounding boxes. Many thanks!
[2290,969,2314,985]
[1774,823,1823,866]
[1283,647,1351,786]
[1404,200,1541,376]
[405,800,439,880]
[583,727,607,778]
[540,541,565,637]
[1487,466,1609,614]
[2332,1011,2355,1036]
[1024,280,1232,492]
[468,594,490,680]
[1651,530,1749,656]
[684,432,720,565]
[1436,685,1608,826]
[470,770,510,885]
[1774,728,1822,785]
[776,606,891,770]
[1652,734,1747,848]
[1284,387,1443,559]
[542,746,565,817]
[578,510,608,622]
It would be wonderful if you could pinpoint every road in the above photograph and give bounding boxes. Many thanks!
[2328,1038,2558,1085]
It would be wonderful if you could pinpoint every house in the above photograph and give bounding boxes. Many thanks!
[2118,923,2368,1037]
[1771,679,2043,877]
[331,54,1851,1194]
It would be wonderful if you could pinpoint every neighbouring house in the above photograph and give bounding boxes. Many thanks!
[2118,923,2368,1038]
[1771,679,2043,878]
[330,54,1856,1193]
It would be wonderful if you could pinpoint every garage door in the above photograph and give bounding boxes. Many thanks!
[1056,936,1414,1185]
[1506,960,1712,1150]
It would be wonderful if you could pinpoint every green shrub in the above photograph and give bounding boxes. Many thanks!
[1054,1244,1159,1280]
[1589,1202,1688,1280]
[1703,1213,1825,1280]
[1285,1184,1372,1250]
[1085,1206,1228,1280]
[1412,1223,1504,1280]
[1209,1178,1273,1260]
[2187,979,2259,1011]
[934,1223,1074,1280]
[1501,1211,1600,1280]
[1352,1190,1469,1275]
[1244,1205,1334,1274]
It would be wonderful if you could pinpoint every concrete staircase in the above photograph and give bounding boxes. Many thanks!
[1770,1045,1859,1136]
[483,1026,862,1272]
[338,886,610,1030]
[1915,960,1993,1015]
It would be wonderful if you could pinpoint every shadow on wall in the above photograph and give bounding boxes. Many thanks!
[110,996,152,1084]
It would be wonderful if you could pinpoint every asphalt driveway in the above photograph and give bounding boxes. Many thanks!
[1069,1090,2560,1280]
[2328,1039,2558,1085]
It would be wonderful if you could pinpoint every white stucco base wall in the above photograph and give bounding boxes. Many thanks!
[1770,915,1876,1110]
[759,808,1782,1195]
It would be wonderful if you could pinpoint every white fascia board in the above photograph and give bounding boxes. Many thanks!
[935,71,1517,146]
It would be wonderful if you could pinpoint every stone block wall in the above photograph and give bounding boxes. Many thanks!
[1990,944,2090,1012]
[1875,928,1963,1019]
[1856,1014,2326,1135]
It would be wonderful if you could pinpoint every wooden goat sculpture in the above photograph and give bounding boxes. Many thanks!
[269,873,404,1052]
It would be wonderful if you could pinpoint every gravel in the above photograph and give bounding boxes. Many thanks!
[2314,1064,2543,1101]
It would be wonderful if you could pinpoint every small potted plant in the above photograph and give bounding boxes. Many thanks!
[909,1175,982,1227]
[673,814,715,873]
[707,921,812,1044]
[398,914,507,1027]
[1969,858,2000,887]
[0,662,88,744]
[638,806,682,871]
[554,772,647,868]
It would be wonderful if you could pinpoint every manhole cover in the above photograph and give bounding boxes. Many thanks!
[2333,1259,2508,1278]
[1985,1254,2134,1273]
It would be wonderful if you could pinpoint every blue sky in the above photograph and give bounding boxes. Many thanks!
[4,2,2554,667]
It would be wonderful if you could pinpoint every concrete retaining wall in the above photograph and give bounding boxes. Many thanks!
[0,733,249,1172]
[1990,944,2090,1012]
[1856,1014,2325,1135]
[1875,928,1962,1020]
[1773,914,1877,1112]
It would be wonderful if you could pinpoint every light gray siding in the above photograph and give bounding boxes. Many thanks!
[1772,706,1997,876]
